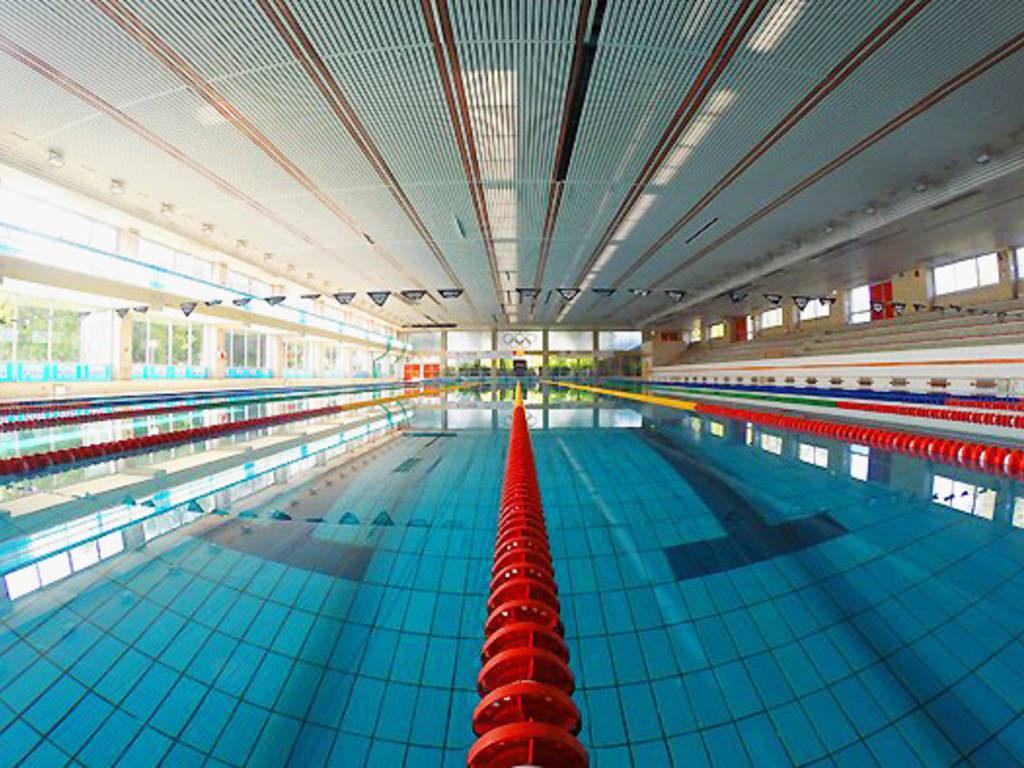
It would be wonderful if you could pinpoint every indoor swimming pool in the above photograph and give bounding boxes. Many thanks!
[0,382,1021,766]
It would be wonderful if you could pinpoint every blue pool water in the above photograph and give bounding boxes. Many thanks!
[0,383,1022,766]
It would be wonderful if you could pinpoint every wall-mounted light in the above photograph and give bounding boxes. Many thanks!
[109,179,124,196]
[159,202,174,217]
[47,149,65,168]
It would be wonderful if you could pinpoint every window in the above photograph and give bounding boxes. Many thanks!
[850,445,869,481]
[932,475,995,519]
[760,307,783,329]
[139,239,213,282]
[598,330,642,352]
[760,433,782,454]
[798,443,829,468]
[709,421,725,437]
[933,252,999,295]
[745,314,754,341]
[709,322,725,339]
[849,285,871,324]
[1016,247,1024,281]
[689,318,702,343]
[0,188,117,252]
[226,330,267,368]
[800,298,831,321]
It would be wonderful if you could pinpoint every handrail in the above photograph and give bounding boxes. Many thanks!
[467,383,587,768]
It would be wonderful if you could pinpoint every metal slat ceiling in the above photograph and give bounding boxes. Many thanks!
[0,0,1022,328]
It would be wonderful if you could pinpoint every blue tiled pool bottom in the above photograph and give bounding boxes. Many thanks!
[1,395,1022,766]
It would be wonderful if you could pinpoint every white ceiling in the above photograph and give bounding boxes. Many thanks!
[0,0,1022,329]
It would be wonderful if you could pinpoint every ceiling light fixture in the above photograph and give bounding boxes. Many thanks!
[159,203,174,217]
[47,149,65,168]
[747,0,808,53]
[263,252,273,261]
[201,223,215,235]
[975,150,991,164]
[109,179,124,196]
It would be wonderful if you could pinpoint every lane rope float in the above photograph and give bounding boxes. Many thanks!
[468,383,587,768]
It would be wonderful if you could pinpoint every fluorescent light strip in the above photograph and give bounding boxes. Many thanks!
[747,0,807,53]
[653,89,737,185]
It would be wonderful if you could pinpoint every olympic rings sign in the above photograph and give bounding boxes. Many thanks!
[502,331,537,348]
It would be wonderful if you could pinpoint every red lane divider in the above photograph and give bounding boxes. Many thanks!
[944,398,1024,411]
[695,402,1024,477]
[468,384,587,768]
[836,400,1024,428]
[0,389,438,477]
[0,399,242,432]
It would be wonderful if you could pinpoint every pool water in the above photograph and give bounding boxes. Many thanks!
[0,383,1021,766]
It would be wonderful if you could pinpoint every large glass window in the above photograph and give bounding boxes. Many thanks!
[800,298,831,321]
[0,189,117,252]
[849,285,871,324]
[131,320,148,364]
[708,322,725,339]
[548,330,593,351]
[447,330,494,352]
[760,307,783,329]
[50,309,81,362]
[933,253,999,295]
[18,306,49,362]
[598,331,643,351]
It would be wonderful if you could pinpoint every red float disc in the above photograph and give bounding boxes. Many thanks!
[482,622,569,663]
[490,564,557,594]
[472,681,580,736]
[487,578,560,614]
[485,598,564,638]
[467,721,588,767]
[477,646,574,696]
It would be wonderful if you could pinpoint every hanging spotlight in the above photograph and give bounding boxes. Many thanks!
[764,293,782,305]
[180,302,197,317]
[367,291,390,306]
[438,288,463,299]
[235,239,247,249]
[300,293,322,300]
[819,296,837,306]
[401,290,427,302]
[892,302,906,315]
[204,299,223,307]
[333,292,355,305]
[793,296,810,310]
[232,297,252,307]
[975,150,991,164]
[630,288,652,297]
[133,305,149,314]
[109,179,125,196]
[159,203,174,217]
[665,290,685,302]
[515,287,541,300]
[728,291,748,303]
[592,288,616,297]
[913,302,927,312]
[556,288,580,301]
[115,308,130,319]
[47,149,65,168]
[913,181,928,193]
[264,296,286,306]
[201,222,215,235]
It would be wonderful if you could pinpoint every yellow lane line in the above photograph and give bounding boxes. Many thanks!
[544,380,699,411]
